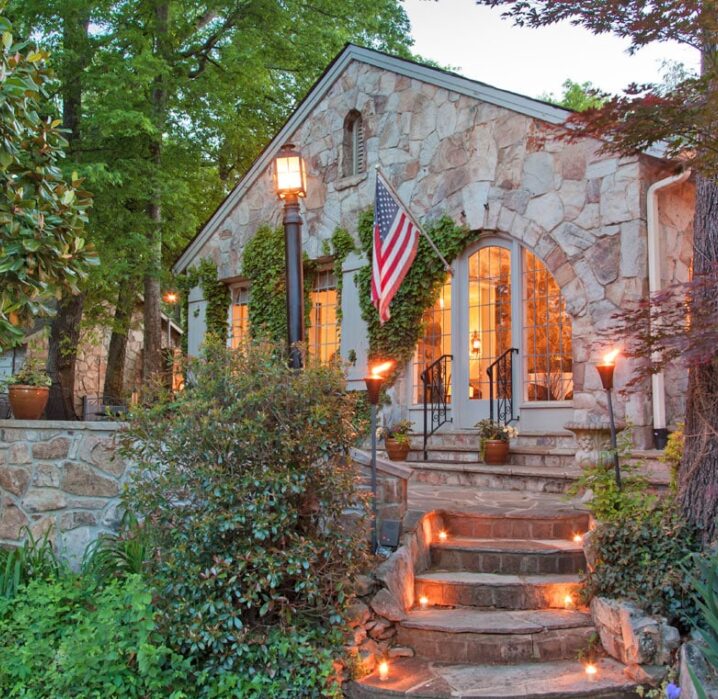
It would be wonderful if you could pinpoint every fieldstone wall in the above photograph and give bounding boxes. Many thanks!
[0,420,130,566]
[193,59,694,447]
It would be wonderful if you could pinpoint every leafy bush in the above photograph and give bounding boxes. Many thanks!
[0,574,189,698]
[688,555,718,698]
[0,527,60,599]
[584,502,703,629]
[122,341,368,693]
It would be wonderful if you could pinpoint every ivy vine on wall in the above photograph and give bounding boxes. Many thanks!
[355,209,473,383]
[241,225,315,343]
[179,259,231,352]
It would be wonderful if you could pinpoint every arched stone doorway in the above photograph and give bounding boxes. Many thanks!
[411,236,574,431]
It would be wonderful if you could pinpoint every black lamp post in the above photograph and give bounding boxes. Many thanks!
[596,349,622,490]
[273,143,307,369]
[364,361,393,553]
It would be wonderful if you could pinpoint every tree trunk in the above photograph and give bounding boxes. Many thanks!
[45,7,89,420]
[45,293,85,420]
[142,0,169,386]
[103,278,137,402]
[679,174,718,541]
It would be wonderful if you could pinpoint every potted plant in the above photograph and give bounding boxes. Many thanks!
[475,418,518,465]
[379,419,413,461]
[5,361,52,420]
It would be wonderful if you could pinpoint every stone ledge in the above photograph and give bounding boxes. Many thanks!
[351,447,413,480]
[1,419,122,431]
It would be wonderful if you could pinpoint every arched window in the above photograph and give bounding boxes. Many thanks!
[342,110,365,177]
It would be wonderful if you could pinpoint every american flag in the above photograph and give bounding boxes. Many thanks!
[371,172,420,324]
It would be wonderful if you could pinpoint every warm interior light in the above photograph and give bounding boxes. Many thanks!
[438,530,448,542]
[585,663,597,679]
[601,348,620,366]
[419,595,429,610]
[273,143,306,198]
[471,331,481,356]
[564,594,574,608]
[370,360,394,378]
[378,660,389,681]
[573,533,583,543]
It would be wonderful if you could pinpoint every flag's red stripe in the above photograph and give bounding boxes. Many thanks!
[379,224,413,292]
[377,213,407,265]
[378,233,419,319]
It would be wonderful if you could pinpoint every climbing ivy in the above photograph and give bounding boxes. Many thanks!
[241,225,315,343]
[355,210,473,382]
[179,259,231,352]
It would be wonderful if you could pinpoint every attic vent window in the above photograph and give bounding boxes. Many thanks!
[343,110,365,177]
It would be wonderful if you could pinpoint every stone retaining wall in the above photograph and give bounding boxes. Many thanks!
[0,420,129,566]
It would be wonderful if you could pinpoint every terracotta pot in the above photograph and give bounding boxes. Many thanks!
[483,439,509,465]
[8,385,50,420]
[385,437,410,461]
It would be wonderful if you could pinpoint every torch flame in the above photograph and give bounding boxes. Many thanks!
[602,349,620,365]
[370,361,394,378]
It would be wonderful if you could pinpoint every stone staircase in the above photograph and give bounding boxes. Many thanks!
[348,508,640,698]
[404,430,669,494]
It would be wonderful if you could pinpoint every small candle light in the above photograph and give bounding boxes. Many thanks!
[585,663,597,681]
[378,660,389,681]
[438,530,448,542]
[564,594,574,609]
[573,533,583,543]
[419,595,429,610]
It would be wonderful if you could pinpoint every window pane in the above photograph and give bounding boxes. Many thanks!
[414,277,452,404]
[309,270,339,363]
[230,286,249,349]
[523,250,573,402]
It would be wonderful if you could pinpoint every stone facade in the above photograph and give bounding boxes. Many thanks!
[0,420,130,566]
[181,48,695,446]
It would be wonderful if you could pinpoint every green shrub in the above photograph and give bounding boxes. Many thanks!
[0,527,61,599]
[122,340,368,692]
[584,502,703,629]
[0,574,189,698]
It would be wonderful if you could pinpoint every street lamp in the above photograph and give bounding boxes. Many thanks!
[273,143,307,369]
[596,349,622,490]
[364,360,394,553]
[163,291,179,348]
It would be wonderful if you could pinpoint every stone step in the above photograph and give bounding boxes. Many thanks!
[410,430,481,449]
[509,447,577,469]
[415,571,582,610]
[408,446,482,463]
[397,608,594,663]
[441,511,590,540]
[411,430,578,451]
[513,431,578,450]
[431,537,586,575]
[409,461,581,493]
[348,657,639,698]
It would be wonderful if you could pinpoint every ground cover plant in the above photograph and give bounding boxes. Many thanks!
[122,340,369,696]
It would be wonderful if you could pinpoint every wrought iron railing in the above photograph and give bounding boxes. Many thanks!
[487,347,519,426]
[421,354,452,461]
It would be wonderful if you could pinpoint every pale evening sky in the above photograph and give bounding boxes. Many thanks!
[404,0,700,99]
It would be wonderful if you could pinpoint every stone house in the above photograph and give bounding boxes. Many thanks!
[174,45,694,449]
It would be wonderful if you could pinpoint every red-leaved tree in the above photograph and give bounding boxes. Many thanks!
[477,0,718,539]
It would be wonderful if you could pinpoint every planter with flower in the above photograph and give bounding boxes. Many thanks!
[475,418,518,465]
[378,419,413,461]
[5,361,52,420]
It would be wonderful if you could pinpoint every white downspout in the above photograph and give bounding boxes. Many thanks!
[646,169,692,431]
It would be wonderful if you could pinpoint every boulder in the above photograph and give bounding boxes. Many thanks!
[370,588,406,622]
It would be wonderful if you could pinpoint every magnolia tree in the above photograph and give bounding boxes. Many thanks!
[477,0,718,539]
[0,15,94,351]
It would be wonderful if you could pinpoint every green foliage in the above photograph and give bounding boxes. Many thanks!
[241,225,314,343]
[2,359,51,388]
[0,527,60,599]
[0,574,190,698]
[689,555,718,698]
[584,501,703,629]
[330,227,357,326]
[183,259,231,341]
[82,511,148,584]
[356,210,473,381]
[122,340,368,690]
[539,79,606,111]
[378,418,412,446]
[0,14,94,350]
[662,424,684,492]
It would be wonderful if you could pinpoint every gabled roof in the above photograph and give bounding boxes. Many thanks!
[174,43,573,274]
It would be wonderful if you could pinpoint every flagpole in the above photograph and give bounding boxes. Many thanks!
[375,166,453,276]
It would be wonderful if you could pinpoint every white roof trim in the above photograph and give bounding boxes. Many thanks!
[173,45,576,274]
